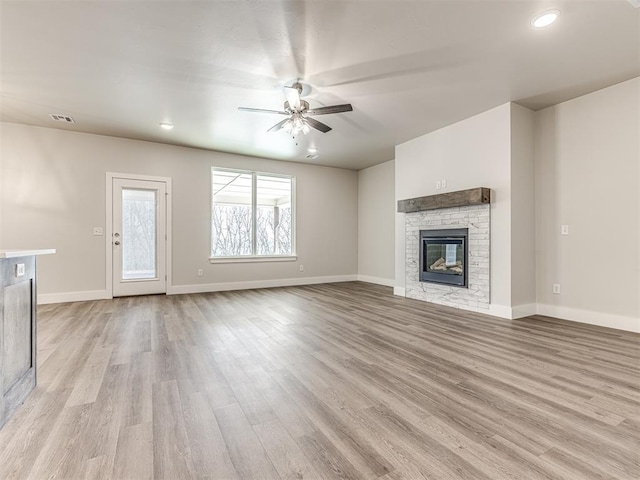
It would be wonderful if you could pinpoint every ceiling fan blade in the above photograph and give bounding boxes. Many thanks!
[238,107,288,115]
[305,117,332,133]
[306,104,353,115]
[267,118,292,133]
[284,86,301,111]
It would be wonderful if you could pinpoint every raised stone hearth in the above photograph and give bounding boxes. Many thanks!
[400,189,491,312]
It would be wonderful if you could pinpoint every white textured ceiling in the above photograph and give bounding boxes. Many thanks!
[1,1,638,170]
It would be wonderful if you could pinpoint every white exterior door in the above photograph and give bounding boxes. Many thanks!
[112,178,167,297]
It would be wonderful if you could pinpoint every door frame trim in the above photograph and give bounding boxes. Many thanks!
[105,172,172,299]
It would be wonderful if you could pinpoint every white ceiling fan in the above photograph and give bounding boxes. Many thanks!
[238,82,353,135]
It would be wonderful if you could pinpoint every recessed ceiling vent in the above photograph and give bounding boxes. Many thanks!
[628,0,640,7]
[306,154,318,160]
[48,114,75,123]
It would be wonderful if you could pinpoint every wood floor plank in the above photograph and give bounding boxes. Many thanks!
[65,344,115,406]
[365,403,493,480]
[180,390,241,480]
[40,322,100,391]
[296,430,365,480]
[262,382,317,439]
[213,403,281,480]
[272,368,394,478]
[152,380,194,480]
[82,455,108,480]
[25,403,93,480]
[538,446,623,480]
[121,351,153,427]
[253,418,323,480]
[0,282,637,479]
[79,362,131,472]
[0,387,71,479]
[197,350,238,410]
[112,422,154,480]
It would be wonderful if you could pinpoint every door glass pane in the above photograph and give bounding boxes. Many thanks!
[122,188,157,280]
[256,175,292,255]
[211,171,253,256]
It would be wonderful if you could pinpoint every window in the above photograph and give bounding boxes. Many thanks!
[211,168,295,260]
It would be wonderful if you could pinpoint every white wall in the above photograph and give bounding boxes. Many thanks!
[357,159,395,285]
[0,123,358,301]
[510,103,536,312]
[395,103,514,312]
[535,78,639,332]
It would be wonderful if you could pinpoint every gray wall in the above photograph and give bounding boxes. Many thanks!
[357,159,395,284]
[510,103,536,309]
[534,77,639,330]
[0,123,358,300]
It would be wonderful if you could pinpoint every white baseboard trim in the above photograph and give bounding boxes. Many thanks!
[393,287,406,297]
[511,303,538,319]
[38,290,111,305]
[357,275,395,287]
[488,303,537,320]
[536,304,640,333]
[167,274,358,295]
[488,303,512,319]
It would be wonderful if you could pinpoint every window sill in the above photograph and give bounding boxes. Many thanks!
[209,255,298,264]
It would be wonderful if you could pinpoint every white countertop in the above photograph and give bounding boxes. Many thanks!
[0,249,56,258]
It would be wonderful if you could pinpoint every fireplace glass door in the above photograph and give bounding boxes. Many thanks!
[420,229,468,287]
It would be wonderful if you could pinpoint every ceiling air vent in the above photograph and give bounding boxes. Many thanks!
[628,0,640,7]
[306,154,318,160]
[48,114,75,123]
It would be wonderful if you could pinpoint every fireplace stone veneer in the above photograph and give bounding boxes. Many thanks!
[405,204,490,311]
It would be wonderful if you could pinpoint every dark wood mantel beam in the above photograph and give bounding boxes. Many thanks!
[397,187,491,213]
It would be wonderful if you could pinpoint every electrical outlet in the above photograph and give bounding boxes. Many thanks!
[553,284,561,294]
[16,263,25,277]
[197,269,203,277]
[93,227,103,236]
[561,225,569,235]
[441,179,447,189]
[299,265,304,272]
[436,180,441,190]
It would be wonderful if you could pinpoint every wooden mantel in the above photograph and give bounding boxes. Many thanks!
[397,187,491,213]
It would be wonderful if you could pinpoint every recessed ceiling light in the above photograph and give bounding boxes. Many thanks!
[308,147,318,154]
[531,9,560,28]
[159,122,174,130]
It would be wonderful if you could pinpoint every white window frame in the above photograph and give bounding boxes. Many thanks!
[210,167,297,263]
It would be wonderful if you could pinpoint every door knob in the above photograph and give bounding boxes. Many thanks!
[114,241,121,246]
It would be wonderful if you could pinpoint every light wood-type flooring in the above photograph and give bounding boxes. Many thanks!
[0,282,638,479]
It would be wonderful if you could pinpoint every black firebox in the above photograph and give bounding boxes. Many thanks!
[419,228,468,287]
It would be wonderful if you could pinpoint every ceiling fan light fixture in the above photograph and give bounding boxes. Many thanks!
[531,9,560,28]
[240,81,351,135]
[285,114,310,135]
[281,118,293,133]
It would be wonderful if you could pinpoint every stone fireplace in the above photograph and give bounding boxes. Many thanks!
[398,188,491,312]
